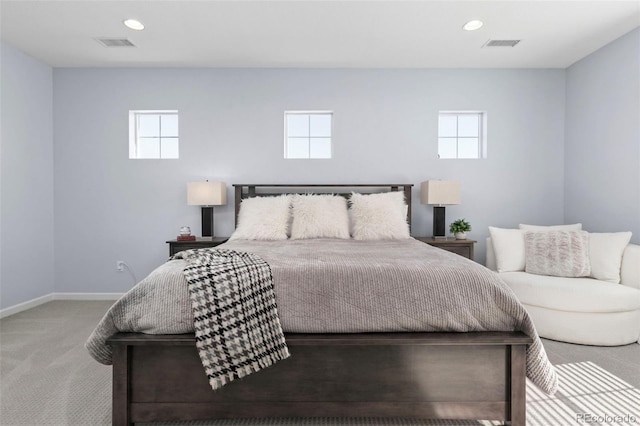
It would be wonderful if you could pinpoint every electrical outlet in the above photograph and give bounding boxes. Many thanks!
[116,261,125,272]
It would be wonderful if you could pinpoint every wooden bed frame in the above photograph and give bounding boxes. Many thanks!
[107,184,531,426]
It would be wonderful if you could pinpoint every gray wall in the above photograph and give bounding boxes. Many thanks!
[53,68,566,292]
[565,28,640,243]
[0,43,54,309]
[4,28,638,305]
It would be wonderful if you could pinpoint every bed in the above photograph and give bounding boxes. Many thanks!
[89,184,557,426]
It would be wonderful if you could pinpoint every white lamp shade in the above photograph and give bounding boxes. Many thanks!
[187,182,227,206]
[420,180,461,205]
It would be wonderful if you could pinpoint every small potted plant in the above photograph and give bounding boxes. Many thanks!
[449,219,471,240]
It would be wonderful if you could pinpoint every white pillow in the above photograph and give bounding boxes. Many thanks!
[524,230,591,277]
[290,194,350,240]
[589,232,632,283]
[229,195,291,241]
[519,223,582,231]
[488,227,526,272]
[349,191,410,240]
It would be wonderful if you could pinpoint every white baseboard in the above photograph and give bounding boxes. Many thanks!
[0,294,55,319]
[52,292,123,301]
[0,292,123,318]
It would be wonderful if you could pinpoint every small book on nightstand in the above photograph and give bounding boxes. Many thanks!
[176,235,196,241]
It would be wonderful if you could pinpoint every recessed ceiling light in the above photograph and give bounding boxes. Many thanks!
[463,20,484,31]
[123,19,145,31]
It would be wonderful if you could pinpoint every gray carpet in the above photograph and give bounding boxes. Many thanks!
[1,301,639,426]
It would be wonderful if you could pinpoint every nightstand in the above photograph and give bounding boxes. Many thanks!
[415,237,476,260]
[166,237,228,256]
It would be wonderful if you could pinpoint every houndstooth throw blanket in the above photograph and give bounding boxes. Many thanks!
[175,248,290,390]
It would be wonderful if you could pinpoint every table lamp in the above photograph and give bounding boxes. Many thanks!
[187,181,227,238]
[420,180,460,239]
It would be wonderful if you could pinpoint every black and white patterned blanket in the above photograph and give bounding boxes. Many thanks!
[175,248,290,390]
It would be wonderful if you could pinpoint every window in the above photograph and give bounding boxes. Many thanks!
[284,111,332,159]
[129,110,179,159]
[438,111,486,159]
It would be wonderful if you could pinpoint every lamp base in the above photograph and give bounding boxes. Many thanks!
[201,206,214,238]
[433,206,446,238]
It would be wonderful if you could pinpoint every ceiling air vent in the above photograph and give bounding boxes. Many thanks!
[95,38,136,48]
[484,39,521,48]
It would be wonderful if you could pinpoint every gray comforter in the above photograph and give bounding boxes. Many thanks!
[86,238,558,394]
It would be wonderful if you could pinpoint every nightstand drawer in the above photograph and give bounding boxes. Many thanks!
[415,237,476,261]
[167,237,228,256]
[170,244,201,255]
[437,245,472,258]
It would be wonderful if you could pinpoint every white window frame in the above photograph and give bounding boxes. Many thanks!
[284,111,333,159]
[129,110,179,159]
[438,111,487,159]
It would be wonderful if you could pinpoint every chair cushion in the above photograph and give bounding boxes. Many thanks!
[488,227,526,272]
[621,244,640,289]
[499,272,640,313]
[524,230,591,277]
[589,232,632,283]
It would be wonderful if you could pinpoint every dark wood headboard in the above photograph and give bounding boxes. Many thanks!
[232,184,414,231]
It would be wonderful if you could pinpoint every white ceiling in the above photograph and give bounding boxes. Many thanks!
[1,0,638,69]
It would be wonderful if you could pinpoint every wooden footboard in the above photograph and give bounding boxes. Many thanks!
[107,332,531,426]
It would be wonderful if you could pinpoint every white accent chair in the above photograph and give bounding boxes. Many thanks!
[487,240,640,346]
